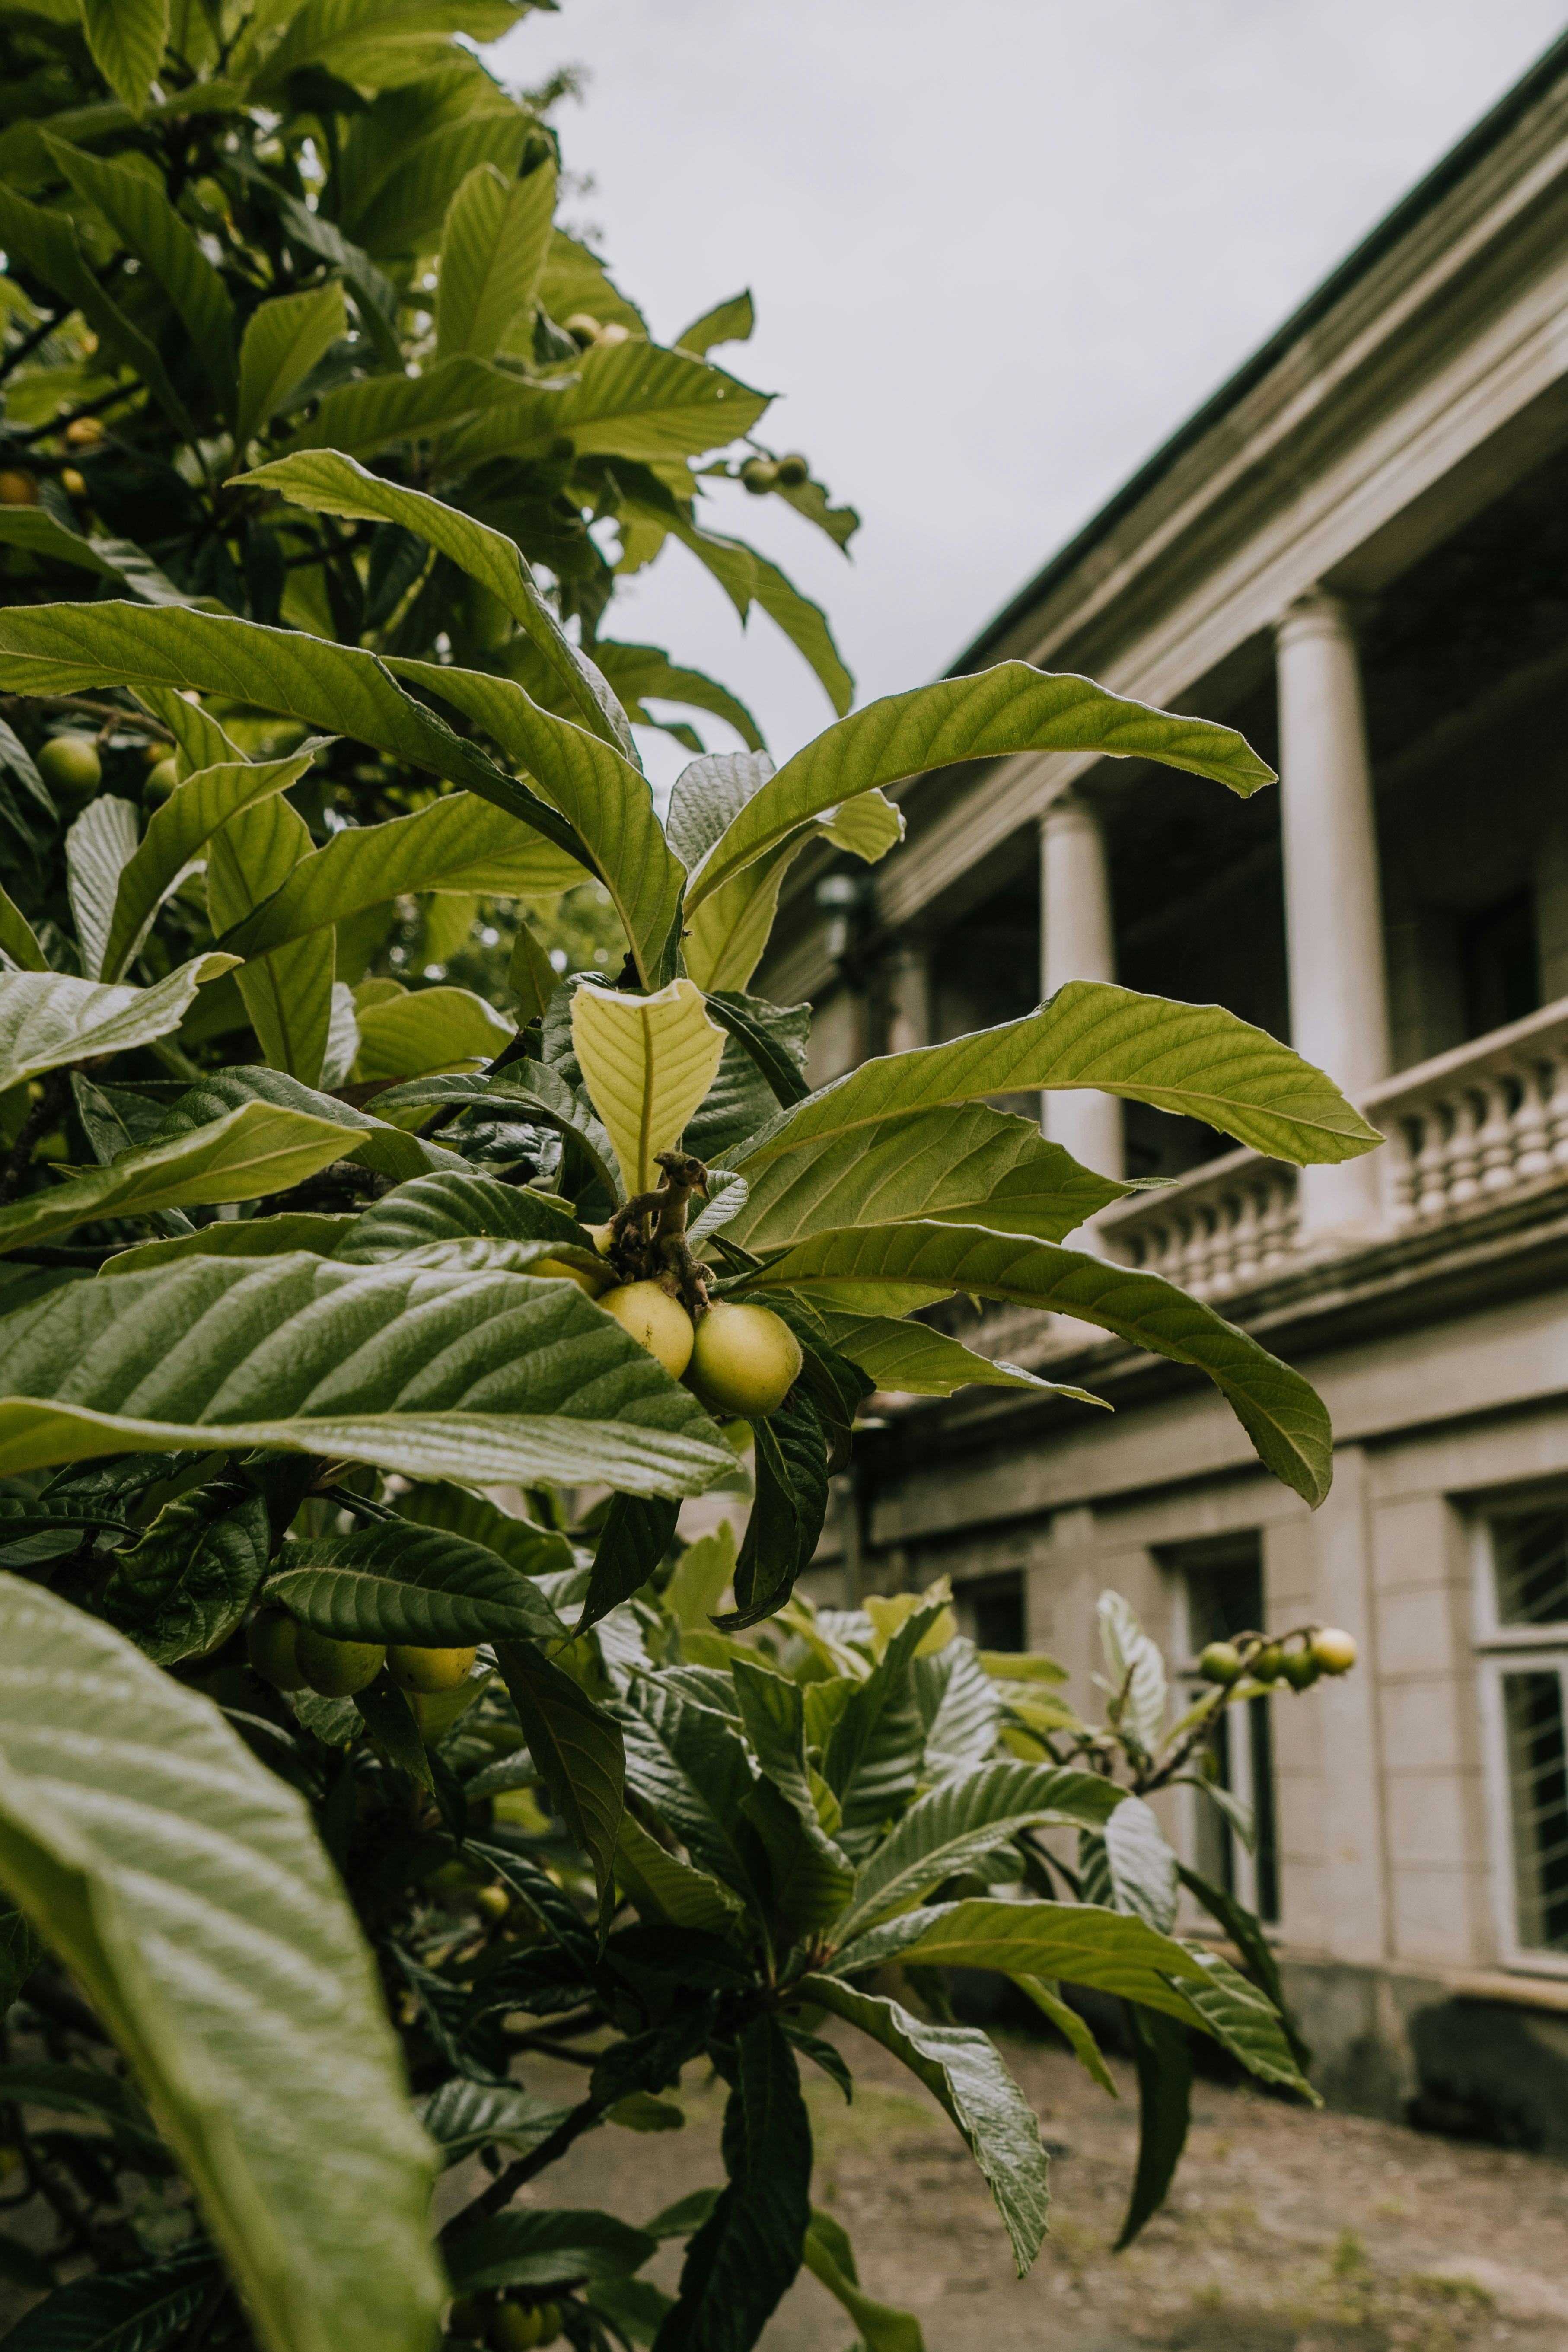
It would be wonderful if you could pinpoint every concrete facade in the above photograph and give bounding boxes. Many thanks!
[765,40,1568,2148]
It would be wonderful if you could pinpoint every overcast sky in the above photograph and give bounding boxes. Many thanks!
[489,1,1568,784]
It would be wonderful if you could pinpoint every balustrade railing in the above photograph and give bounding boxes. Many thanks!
[1097,1149,1301,1301]
[1363,995,1568,1229]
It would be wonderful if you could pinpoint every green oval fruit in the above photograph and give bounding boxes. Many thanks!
[247,1610,308,1692]
[37,733,101,802]
[1249,1642,1286,1685]
[740,457,778,493]
[598,1280,694,1378]
[145,756,180,799]
[688,1300,803,1417]
[295,1629,385,1696]
[490,2304,544,2349]
[1198,1640,1243,1687]
[775,452,809,487]
[1310,1625,1358,1675]
[1280,1647,1321,1691]
[387,1642,477,1694]
[535,2307,562,2348]
[583,1222,617,1258]
[532,1254,609,1296]
[449,2292,489,2340]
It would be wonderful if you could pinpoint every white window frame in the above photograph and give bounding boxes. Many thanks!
[1472,1504,1568,1978]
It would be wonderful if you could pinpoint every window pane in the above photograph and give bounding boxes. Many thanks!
[1502,1669,1568,1953]
[1491,1509,1568,1627]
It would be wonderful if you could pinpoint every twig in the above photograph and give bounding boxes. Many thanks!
[0,694,172,742]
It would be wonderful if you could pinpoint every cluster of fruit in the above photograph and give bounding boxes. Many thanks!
[450,2293,564,2346]
[562,311,632,349]
[1198,1625,1358,1691]
[0,411,107,508]
[35,729,178,807]
[740,451,809,494]
[247,1610,475,1708]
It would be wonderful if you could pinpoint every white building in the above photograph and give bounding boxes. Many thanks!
[768,39,1568,2144]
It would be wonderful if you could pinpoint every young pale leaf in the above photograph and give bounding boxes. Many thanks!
[268,1521,565,1649]
[1117,2004,1192,2250]
[241,451,634,757]
[65,796,140,982]
[494,1640,624,1912]
[800,1975,1049,2276]
[233,280,347,454]
[1097,1593,1169,1759]
[571,978,727,1197]
[102,740,330,983]
[835,1759,1124,1941]
[0,1575,443,2352]
[817,1312,1103,1403]
[0,1099,360,1256]
[353,984,512,1080]
[1078,1796,1179,1933]
[655,2013,810,2352]
[737,1221,1333,1508]
[438,157,557,359]
[674,290,755,357]
[0,962,243,1083]
[0,1253,736,1493]
[441,337,772,470]
[728,1100,1132,1252]
[663,1518,738,1628]
[45,135,237,405]
[385,658,684,987]
[686,664,1277,907]
[81,0,168,116]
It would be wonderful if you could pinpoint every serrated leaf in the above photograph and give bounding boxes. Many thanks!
[414,2076,574,2170]
[494,1639,623,1911]
[617,1672,763,1912]
[374,1066,620,1199]
[0,1575,442,2352]
[732,1658,854,1930]
[800,1974,1048,2276]
[0,1099,360,1256]
[103,741,328,984]
[818,1312,1103,1402]
[822,1601,948,1858]
[686,664,1278,908]
[65,796,140,983]
[209,792,334,1083]
[1,2244,220,2352]
[595,641,764,756]
[835,1760,1123,1941]
[729,1100,1131,1252]
[100,1486,271,1665]
[1097,1593,1168,1758]
[233,280,347,454]
[45,136,236,404]
[577,1492,678,1636]
[1176,1862,1311,2072]
[280,351,522,458]
[737,1221,1334,1508]
[0,184,191,433]
[614,1809,744,1935]
[81,0,168,115]
[721,1394,828,1632]
[268,1520,564,1648]
[442,337,771,470]
[438,157,556,358]
[152,1062,470,1183]
[246,0,526,90]
[1078,1795,1178,1932]
[242,450,634,757]
[570,978,726,1198]
[1010,1975,1119,2097]
[336,1168,586,1262]
[0,1252,736,1492]
[353,983,511,1080]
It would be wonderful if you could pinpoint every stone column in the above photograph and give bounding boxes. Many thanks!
[1039,793,1123,1181]
[1275,593,1390,1234]
[881,941,931,1058]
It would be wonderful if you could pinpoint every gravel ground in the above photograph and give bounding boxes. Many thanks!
[491,2026,1568,2352]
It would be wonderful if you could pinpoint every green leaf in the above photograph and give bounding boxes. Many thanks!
[664,1519,737,1628]
[438,157,556,359]
[824,1602,947,1858]
[802,2211,925,2352]
[738,1221,1334,1509]
[241,449,635,757]
[443,338,772,470]
[103,740,329,984]
[818,1312,1102,1402]
[278,351,522,459]
[100,1486,271,1665]
[353,983,511,1080]
[570,977,727,1198]
[0,1896,41,2012]
[1010,1975,1119,2097]
[732,1658,854,1930]
[0,2058,163,2150]
[617,1671,764,1912]
[655,2013,810,2352]
[701,990,811,1112]
[65,795,140,982]
[373,1066,621,1199]
[336,1168,586,1262]
[535,226,647,341]
[685,664,1278,908]
[577,1492,678,1636]
[216,787,338,1080]
[0,604,576,849]
[414,2077,574,2170]
[1097,1593,1169,1760]
[0,1252,738,1492]
[394,1477,576,1581]
[0,509,188,604]
[835,1760,1123,1941]
[1177,1861,1311,2072]
[0,1574,443,2352]
[1079,1794,1178,1934]
[675,291,754,357]
[445,2206,657,2295]
[0,1098,360,1255]
[233,280,347,454]
[152,1061,471,1183]
[595,641,764,755]
[614,1809,744,1935]
[721,1394,829,1631]
[268,1520,564,1648]
[494,1639,623,1912]
[0,881,46,973]
[45,136,237,405]
[103,1214,356,1274]
[1117,2003,1191,2250]
[354,1667,433,1789]
[384,657,685,986]
[0,183,191,434]
[800,1974,1049,2276]
[741,980,1380,1174]
[81,0,168,114]
[134,683,243,774]
[2,2245,221,2352]
[729,1101,1131,1252]
[248,0,527,94]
